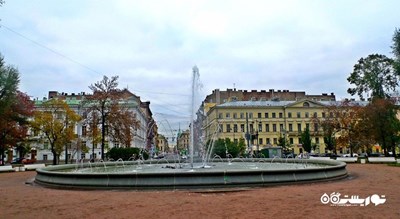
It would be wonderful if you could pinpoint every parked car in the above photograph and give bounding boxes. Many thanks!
[11,157,25,164]
[369,152,384,157]
[22,158,36,164]
[321,153,341,158]
[342,153,358,157]
[11,157,36,164]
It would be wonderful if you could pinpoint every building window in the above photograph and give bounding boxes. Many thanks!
[218,113,223,119]
[218,124,223,132]
[265,124,270,132]
[43,154,48,161]
[288,112,292,118]
[82,126,87,137]
[279,113,283,118]
[249,124,254,133]
[226,113,230,119]
[280,124,284,132]
[289,124,293,132]
[265,113,269,118]
[314,123,318,132]
[44,142,49,150]
[240,113,244,119]
[303,102,310,107]
[226,124,231,133]
[233,113,237,119]
[297,112,301,118]
[297,124,302,132]
[258,113,262,118]
[81,153,85,159]
[258,123,262,132]
[273,124,277,132]
[322,112,326,118]
[315,137,320,144]
[272,113,276,118]
[259,138,263,145]
[290,138,294,144]
[313,112,318,118]
[305,112,309,118]
[240,124,245,132]
[233,124,238,132]
[266,138,271,144]
[248,113,253,119]
[306,123,310,130]
[234,138,238,144]
[273,138,278,144]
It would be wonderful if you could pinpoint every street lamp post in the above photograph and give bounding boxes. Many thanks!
[245,112,251,154]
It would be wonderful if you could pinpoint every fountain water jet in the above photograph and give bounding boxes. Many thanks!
[35,66,348,190]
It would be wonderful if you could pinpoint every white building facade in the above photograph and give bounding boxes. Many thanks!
[30,90,154,163]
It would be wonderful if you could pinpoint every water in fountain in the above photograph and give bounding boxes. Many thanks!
[35,66,348,189]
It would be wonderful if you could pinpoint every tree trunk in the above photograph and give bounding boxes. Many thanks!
[0,148,4,166]
[51,146,57,165]
[101,104,105,161]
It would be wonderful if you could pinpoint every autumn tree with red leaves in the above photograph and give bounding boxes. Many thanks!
[0,54,34,164]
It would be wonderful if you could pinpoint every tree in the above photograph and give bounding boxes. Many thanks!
[212,138,245,158]
[31,99,81,165]
[0,54,20,116]
[0,92,34,165]
[83,109,101,160]
[392,28,400,76]
[84,75,122,160]
[300,126,312,153]
[107,102,140,147]
[324,101,367,157]
[0,54,33,165]
[213,138,226,158]
[278,136,290,152]
[347,54,398,100]
[360,99,400,156]
[392,28,400,60]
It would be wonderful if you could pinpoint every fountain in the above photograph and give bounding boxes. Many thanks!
[35,66,347,190]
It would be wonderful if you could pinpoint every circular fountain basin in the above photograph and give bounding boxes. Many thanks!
[35,158,347,190]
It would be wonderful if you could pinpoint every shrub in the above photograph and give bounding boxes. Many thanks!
[107,147,149,161]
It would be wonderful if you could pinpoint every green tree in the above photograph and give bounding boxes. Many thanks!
[360,99,400,156]
[347,54,397,100]
[213,138,226,158]
[0,54,20,116]
[300,126,312,153]
[212,138,245,158]
[392,28,400,75]
[31,99,81,165]
[278,135,291,152]
[392,28,400,60]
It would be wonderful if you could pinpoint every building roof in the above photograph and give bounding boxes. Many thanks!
[216,100,370,108]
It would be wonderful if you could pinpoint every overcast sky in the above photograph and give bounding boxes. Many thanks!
[1,0,399,136]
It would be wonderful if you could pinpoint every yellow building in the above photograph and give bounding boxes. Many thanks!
[177,130,190,152]
[157,134,168,153]
[204,99,363,155]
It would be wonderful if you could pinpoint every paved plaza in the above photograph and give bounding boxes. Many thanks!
[0,164,399,219]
